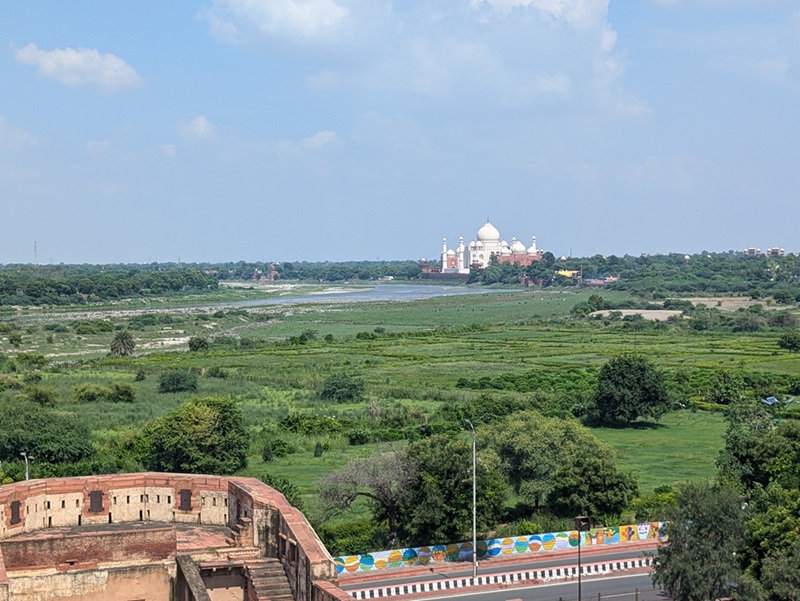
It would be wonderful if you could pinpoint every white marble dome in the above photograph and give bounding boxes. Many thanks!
[477,221,500,242]
[511,239,526,253]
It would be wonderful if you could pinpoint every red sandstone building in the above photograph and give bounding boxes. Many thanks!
[0,473,351,601]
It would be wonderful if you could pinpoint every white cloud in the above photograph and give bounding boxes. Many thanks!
[301,130,337,148]
[13,44,142,93]
[0,116,36,151]
[179,116,216,140]
[158,144,178,156]
[201,0,351,43]
[471,0,609,31]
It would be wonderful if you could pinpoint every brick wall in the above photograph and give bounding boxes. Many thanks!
[1,525,176,571]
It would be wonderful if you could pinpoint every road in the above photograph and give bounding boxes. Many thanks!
[422,573,665,601]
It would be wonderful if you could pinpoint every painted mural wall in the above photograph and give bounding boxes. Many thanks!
[333,522,663,574]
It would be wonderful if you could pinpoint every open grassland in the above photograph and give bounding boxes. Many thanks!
[3,284,800,506]
[592,411,727,492]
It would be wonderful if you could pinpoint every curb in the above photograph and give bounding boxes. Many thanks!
[347,557,654,599]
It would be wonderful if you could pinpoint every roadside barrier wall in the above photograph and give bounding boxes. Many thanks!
[333,522,663,574]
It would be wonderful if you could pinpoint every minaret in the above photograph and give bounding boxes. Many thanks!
[441,238,448,270]
[457,237,466,272]
[530,236,537,253]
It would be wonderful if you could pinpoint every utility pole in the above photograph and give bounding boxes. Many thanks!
[465,419,478,579]
[575,516,590,601]
[20,452,33,481]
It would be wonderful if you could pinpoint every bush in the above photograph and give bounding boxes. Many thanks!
[25,385,58,406]
[259,473,305,511]
[261,438,293,461]
[320,374,365,403]
[0,375,23,392]
[206,366,228,379]
[109,383,136,403]
[158,370,199,393]
[316,518,386,556]
[188,336,209,352]
[73,383,112,403]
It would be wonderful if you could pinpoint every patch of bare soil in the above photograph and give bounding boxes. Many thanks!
[685,296,788,312]
[591,309,683,321]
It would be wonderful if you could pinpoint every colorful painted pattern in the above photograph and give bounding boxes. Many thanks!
[333,522,663,574]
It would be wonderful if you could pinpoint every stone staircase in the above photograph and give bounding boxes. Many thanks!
[246,558,294,601]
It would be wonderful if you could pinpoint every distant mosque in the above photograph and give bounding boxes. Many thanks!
[421,220,544,275]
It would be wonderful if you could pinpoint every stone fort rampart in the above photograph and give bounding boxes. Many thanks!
[0,473,339,601]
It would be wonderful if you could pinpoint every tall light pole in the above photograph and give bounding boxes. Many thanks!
[20,452,33,481]
[464,419,477,579]
[575,516,590,601]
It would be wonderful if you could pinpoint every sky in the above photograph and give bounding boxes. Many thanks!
[1,0,798,264]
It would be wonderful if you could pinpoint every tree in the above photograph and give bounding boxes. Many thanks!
[594,355,670,424]
[483,411,613,511]
[320,374,364,403]
[547,451,638,520]
[142,396,248,475]
[0,400,94,465]
[109,330,136,356]
[188,336,209,352]
[320,448,415,542]
[396,434,508,546]
[778,330,800,353]
[651,482,745,601]
[716,397,774,490]
[705,371,745,406]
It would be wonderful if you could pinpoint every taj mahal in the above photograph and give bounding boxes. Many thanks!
[430,220,543,274]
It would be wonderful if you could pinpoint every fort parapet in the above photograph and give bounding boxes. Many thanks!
[0,473,339,601]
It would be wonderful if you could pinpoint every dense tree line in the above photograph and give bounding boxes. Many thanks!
[468,251,800,299]
[199,260,422,282]
[3,251,798,304]
[0,264,217,305]
[652,396,800,600]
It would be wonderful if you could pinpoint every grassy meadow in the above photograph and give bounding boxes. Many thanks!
[3,283,799,522]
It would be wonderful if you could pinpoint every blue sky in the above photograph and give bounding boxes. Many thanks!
[1,1,798,264]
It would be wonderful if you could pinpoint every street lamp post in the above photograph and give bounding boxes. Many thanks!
[464,419,477,579]
[575,516,590,601]
[20,452,33,481]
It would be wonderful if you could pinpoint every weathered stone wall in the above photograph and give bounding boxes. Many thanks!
[2,525,176,571]
[0,473,338,601]
[7,562,174,601]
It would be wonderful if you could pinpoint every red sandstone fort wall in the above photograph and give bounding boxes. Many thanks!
[0,473,337,601]
[1,525,176,571]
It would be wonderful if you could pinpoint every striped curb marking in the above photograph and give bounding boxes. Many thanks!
[348,557,653,599]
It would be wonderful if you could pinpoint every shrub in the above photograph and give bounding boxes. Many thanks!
[320,374,365,403]
[109,383,136,403]
[25,385,58,407]
[206,366,228,379]
[134,370,146,382]
[158,370,199,393]
[316,518,386,557]
[16,353,49,370]
[313,442,324,457]
[0,375,23,392]
[188,336,209,352]
[262,438,292,461]
[259,473,305,511]
[73,383,112,403]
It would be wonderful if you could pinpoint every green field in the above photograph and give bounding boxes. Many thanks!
[3,283,799,520]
